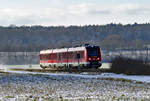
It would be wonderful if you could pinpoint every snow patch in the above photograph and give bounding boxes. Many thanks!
[3,69,150,83]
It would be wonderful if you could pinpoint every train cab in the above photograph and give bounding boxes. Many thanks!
[86,46,102,68]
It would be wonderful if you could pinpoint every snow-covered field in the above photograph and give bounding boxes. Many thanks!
[0,64,150,100]
[0,71,150,101]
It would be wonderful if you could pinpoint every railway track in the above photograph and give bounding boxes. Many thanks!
[8,68,110,74]
[0,63,110,74]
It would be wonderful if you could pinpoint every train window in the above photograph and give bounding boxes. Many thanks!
[76,53,80,59]
[43,55,45,60]
[79,51,84,58]
[50,54,52,60]
[68,52,73,59]
[74,51,84,59]
[74,51,78,59]
[41,55,43,60]
[50,54,51,59]
[44,55,46,60]
[47,54,51,60]
[58,53,61,61]
[46,54,48,60]
[40,55,42,60]
[62,52,66,59]
[53,53,57,60]
[87,48,99,56]
[42,55,44,60]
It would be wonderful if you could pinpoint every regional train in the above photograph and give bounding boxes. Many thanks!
[40,45,102,70]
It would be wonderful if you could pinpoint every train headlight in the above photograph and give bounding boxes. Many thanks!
[88,58,92,61]
[97,57,100,60]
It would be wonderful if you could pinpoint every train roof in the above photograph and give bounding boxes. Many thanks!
[40,44,100,54]
[40,46,86,54]
[53,48,68,53]
[68,47,85,52]
[40,49,53,54]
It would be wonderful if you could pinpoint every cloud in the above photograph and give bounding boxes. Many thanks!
[126,8,150,15]
[114,4,150,15]
[89,10,111,15]
[0,7,66,25]
[68,3,91,15]
[0,2,149,26]
[67,3,150,17]
[68,3,112,16]
[0,9,34,25]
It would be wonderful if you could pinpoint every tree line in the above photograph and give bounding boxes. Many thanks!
[0,23,150,52]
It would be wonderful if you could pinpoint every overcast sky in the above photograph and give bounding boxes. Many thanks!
[0,0,150,26]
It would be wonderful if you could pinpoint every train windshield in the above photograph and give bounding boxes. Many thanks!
[87,47,99,56]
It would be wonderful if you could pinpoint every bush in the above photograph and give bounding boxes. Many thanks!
[110,56,150,75]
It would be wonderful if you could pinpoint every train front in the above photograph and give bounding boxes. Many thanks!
[86,46,102,68]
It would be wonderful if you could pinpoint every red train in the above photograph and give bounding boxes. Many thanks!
[40,45,102,69]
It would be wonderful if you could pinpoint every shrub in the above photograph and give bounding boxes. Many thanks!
[110,56,150,75]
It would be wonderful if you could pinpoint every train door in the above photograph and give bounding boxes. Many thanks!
[76,52,80,67]
[43,55,45,66]
[40,54,43,67]
[58,52,62,67]
[53,53,57,68]
[45,54,48,67]
[75,51,84,67]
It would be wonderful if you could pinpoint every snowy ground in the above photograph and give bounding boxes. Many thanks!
[0,64,150,100]
[0,71,150,101]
